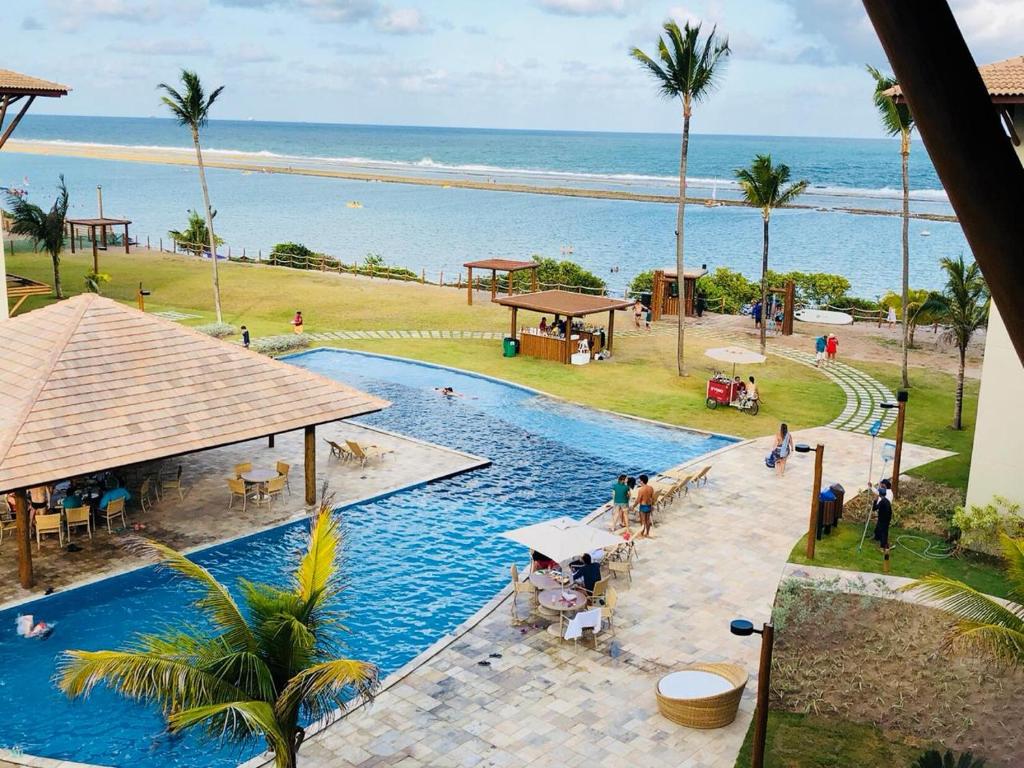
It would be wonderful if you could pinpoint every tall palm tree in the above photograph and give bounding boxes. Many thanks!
[631,21,730,376]
[158,70,226,322]
[905,533,1024,666]
[5,175,69,299]
[58,504,378,768]
[868,65,915,389]
[734,155,808,354]
[928,255,988,429]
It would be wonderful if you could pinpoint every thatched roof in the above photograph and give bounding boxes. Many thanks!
[0,69,70,97]
[0,295,387,492]
[463,259,538,272]
[884,55,1024,103]
[493,289,633,316]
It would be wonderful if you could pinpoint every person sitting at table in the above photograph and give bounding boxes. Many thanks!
[570,553,603,594]
[539,316,548,333]
[531,549,559,572]
[99,483,131,511]
[61,485,83,510]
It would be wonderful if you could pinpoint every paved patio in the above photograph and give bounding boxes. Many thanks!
[0,423,485,607]
[228,427,950,768]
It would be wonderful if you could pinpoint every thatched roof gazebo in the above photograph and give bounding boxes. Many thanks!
[66,216,133,273]
[0,294,388,588]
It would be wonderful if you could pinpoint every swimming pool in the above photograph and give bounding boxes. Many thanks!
[0,349,735,768]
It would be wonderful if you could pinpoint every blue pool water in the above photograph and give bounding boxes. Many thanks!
[0,350,734,767]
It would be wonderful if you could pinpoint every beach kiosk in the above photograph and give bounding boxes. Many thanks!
[67,216,133,274]
[495,289,633,364]
[651,266,707,321]
[464,259,539,305]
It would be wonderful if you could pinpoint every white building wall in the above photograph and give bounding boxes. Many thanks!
[964,106,1024,511]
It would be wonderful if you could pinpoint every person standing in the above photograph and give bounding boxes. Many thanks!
[291,310,304,334]
[752,300,762,329]
[644,304,653,331]
[773,423,794,477]
[611,474,631,532]
[695,291,707,317]
[633,299,644,329]
[814,334,827,367]
[871,479,894,550]
[632,475,655,539]
[825,333,838,364]
[886,305,898,330]
[241,325,251,349]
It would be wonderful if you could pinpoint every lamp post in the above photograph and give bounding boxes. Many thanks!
[731,618,774,768]
[794,442,825,559]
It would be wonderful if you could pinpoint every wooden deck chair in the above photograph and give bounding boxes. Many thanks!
[510,563,536,622]
[137,477,154,513]
[161,465,185,502]
[346,440,385,467]
[265,476,287,510]
[34,511,63,550]
[607,557,632,583]
[275,461,292,494]
[0,507,18,545]
[601,586,619,636]
[227,477,252,512]
[325,439,354,462]
[588,576,610,604]
[102,497,127,533]
[690,465,712,487]
[234,462,253,479]
[65,505,93,541]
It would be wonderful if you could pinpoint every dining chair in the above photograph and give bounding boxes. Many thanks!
[0,509,17,545]
[265,476,287,510]
[102,497,128,533]
[65,505,93,541]
[234,462,253,479]
[161,465,185,502]
[35,511,64,550]
[137,477,153,513]
[563,608,603,650]
[509,563,536,622]
[227,477,252,512]
[275,461,291,495]
[601,587,619,636]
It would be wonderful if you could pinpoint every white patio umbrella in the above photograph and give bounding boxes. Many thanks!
[501,516,623,563]
[705,346,767,378]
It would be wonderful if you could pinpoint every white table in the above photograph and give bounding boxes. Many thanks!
[539,588,587,637]
[530,569,569,590]
[242,469,278,504]
[658,670,734,699]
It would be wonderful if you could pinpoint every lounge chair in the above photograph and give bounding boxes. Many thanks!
[65,505,92,541]
[102,497,128,533]
[346,440,387,466]
[275,461,292,494]
[34,511,63,550]
[690,465,712,487]
[325,439,354,462]
[509,563,536,622]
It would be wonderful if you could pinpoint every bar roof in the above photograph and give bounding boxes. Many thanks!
[661,267,709,279]
[463,259,538,272]
[66,217,132,226]
[493,289,634,317]
[0,69,70,97]
[885,55,1024,104]
[0,294,388,492]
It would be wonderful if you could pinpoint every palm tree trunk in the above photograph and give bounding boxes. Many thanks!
[900,134,910,389]
[51,251,63,299]
[760,213,769,354]
[675,104,691,377]
[192,128,223,324]
[953,346,966,430]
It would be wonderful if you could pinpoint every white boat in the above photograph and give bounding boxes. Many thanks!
[346,201,363,209]
[920,230,931,237]
[795,308,854,326]
[705,178,723,207]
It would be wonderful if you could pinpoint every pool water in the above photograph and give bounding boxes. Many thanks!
[0,350,734,768]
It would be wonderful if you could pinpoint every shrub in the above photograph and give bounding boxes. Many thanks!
[84,271,111,294]
[697,268,758,314]
[251,334,310,356]
[530,255,606,292]
[193,322,237,339]
[952,496,1024,554]
[628,270,655,296]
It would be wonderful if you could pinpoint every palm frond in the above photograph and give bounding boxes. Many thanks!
[629,47,674,99]
[903,574,1024,631]
[168,700,289,755]
[631,19,729,104]
[274,658,379,724]
[949,622,1024,664]
[295,507,342,606]
[866,64,914,138]
[157,70,223,128]
[998,533,1024,609]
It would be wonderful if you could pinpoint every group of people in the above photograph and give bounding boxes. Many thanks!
[5,475,132,526]
[814,333,840,366]
[529,548,604,593]
[610,473,655,538]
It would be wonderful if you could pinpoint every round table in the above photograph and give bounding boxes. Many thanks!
[242,469,278,504]
[539,588,587,637]
[530,570,569,590]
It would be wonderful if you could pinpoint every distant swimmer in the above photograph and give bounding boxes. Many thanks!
[435,386,462,398]
[16,614,55,639]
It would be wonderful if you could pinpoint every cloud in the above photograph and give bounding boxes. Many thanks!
[225,43,280,63]
[322,40,386,54]
[108,38,213,56]
[537,0,641,17]
[375,6,430,34]
[21,16,45,30]
[214,0,380,22]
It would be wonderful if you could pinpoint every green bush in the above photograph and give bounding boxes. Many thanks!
[628,270,655,296]
[193,322,237,339]
[270,242,320,269]
[697,268,758,314]
[251,334,310,356]
[952,496,1024,554]
[532,255,606,292]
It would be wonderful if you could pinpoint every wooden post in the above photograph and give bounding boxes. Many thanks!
[491,270,497,302]
[421,268,425,283]
[651,270,665,322]
[751,623,775,768]
[891,391,908,499]
[14,489,32,589]
[467,266,473,305]
[304,425,316,506]
[606,309,615,353]
[510,306,518,340]
[100,222,107,249]
[782,280,795,335]
[124,223,130,254]
[268,434,275,448]
[70,222,76,253]
[805,444,824,559]
[147,235,151,249]
[531,267,538,292]
[564,317,573,364]
[439,270,444,286]
[507,270,513,296]
[91,226,99,274]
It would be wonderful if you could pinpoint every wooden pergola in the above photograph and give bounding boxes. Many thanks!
[0,294,388,589]
[650,266,707,321]
[67,217,132,273]
[5,273,50,316]
[495,289,634,364]
[0,69,70,321]
[464,259,539,305]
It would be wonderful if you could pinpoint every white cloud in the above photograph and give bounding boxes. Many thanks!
[299,0,379,22]
[21,16,45,30]
[225,43,280,63]
[53,0,202,29]
[537,0,641,17]
[108,38,214,56]
[375,6,430,34]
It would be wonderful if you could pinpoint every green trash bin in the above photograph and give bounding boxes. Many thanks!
[503,337,518,357]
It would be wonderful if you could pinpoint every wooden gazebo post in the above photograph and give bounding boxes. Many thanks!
[491,270,497,301]
[90,224,99,274]
[531,266,539,292]
[13,489,32,588]
[467,265,473,306]
[564,316,574,363]
[510,307,518,340]
[606,309,615,353]
[124,222,131,254]
[651,270,666,322]
[304,425,316,506]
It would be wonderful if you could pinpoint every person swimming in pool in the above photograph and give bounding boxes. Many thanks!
[435,386,462,398]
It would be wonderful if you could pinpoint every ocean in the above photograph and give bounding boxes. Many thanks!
[0,115,971,298]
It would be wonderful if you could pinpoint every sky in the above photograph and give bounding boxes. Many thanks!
[7,0,1024,137]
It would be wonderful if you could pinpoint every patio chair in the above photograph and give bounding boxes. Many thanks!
[137,477,154,513]
[690,465,712,487]
[161,465,186,502]
[510,563,536,622]
[35,511,64,550]
[563,608,603,650]
[102,497,128,533]
[65,505,93,541]
[601,587,619,636]
[276,461,292,494]
[346,440,387,467]
[234,462,253,479]
[588,577,609,605]
[227,477,253,512]
[325,439,354,462]
[607,557,632,583]
[265,476,287,509]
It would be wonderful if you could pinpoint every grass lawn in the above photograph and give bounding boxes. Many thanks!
[788,520,1009,598]
[733,712,929,768]
[858,361,979,490]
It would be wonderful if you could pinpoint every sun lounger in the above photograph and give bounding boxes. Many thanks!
[325,439,355,462]
[690,465,712,487]
[345,439,389,466]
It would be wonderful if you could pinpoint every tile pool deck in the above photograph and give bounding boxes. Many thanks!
[0,423,487,608]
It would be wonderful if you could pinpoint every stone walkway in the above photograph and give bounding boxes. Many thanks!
[235,427,952,768]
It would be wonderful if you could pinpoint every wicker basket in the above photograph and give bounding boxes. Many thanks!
[655,662,748,729]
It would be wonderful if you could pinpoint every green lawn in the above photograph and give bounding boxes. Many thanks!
[734,712,929,768]
[788,520,1008,598]
[858,362,979,490]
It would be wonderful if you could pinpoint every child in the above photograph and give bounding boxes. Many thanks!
[291,311,304,334]
[241,325,250,348]
[825,333,838,363]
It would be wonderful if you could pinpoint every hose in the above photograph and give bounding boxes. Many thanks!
[894,533,956,560]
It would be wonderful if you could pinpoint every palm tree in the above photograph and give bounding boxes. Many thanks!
[58,503,378,768]
[905,533,1024,666]
[631,21,730,375]
[868,65,915,389]
[734,155,808,354]
[5,175,69,299]
[158,70,226,322]
[928,255,988,429]
[913,750,987,768]
[169,208,224,256]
